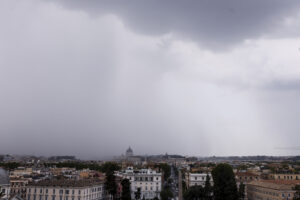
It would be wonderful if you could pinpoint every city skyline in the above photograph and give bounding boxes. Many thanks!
[1,0,300,159]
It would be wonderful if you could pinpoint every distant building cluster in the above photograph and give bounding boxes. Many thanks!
[1,151,300,200]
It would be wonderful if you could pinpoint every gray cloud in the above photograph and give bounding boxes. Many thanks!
[55,0,300,49]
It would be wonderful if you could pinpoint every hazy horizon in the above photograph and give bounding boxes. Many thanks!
[1,0,300,159]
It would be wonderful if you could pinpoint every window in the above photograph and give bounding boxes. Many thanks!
[35,189,37,193]
[59,190,63,194]
[52,195,55,200]
[53,189,55,194]
[46,189,48,194]
[65,190,69,195]
[65,197,68,200]
[45,196,48,200]
[40,189,42,193]
[78,190,81,195]
[72,190,74,195]
[60,196,62,200]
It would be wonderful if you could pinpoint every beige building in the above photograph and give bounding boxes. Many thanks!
[235,171,260,200]
[269,174,300,181]
[10,178,30,199]
[247,180,300,200]
[26,179,104,200]
[10,168,33,178]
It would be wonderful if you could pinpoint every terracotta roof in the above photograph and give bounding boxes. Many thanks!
[236,172,258,177]
[28,179,103,188]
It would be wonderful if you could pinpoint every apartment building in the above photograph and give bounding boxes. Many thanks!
[116,167,162,199]
[247,180,300,200]
[269,174,300,180]
[10,178,30,199]
[185,172,213,188]
[26,179,104,200]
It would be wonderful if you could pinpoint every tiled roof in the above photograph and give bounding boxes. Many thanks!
[28,179,103,188]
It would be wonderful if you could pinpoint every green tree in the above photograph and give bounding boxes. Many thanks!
[134,188,141,200]
[204,174,213,200]
[184,186,204,200]
[101,162,121,173]
[160,187,174,200]
[212,163,239,200]
[156,164,171,180]
[238,182,245,200]
[294,185,300,200]
[105,171,117,200]
[121,179,131,200]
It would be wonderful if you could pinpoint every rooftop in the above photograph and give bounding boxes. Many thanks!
[28,179,103,188]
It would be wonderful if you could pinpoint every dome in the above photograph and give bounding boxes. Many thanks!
[126,146,133,157]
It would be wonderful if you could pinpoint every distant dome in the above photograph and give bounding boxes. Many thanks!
[126,146,133,157]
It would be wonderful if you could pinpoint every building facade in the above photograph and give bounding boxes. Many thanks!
[185,173,213,188]
[10,178,29,199]
[117,167,162,199]
[247,180,300,200]
[26,179,104,200]
[269,174,300,181]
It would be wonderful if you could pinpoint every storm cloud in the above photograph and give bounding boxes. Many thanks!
[56,0,300,49]
[1,0,300,159]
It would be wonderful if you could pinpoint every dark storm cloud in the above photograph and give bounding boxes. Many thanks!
[56,0,300,49]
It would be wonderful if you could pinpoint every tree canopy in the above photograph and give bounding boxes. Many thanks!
[212,163,239,200]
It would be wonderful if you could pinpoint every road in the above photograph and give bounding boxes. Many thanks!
[169,165,181,200]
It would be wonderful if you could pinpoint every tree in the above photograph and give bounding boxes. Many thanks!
[156,164,171,181]
[121,179,131,200]
[184,186,204,200]
[105,171,117,200]
[160,187,173,200]
[134,188,141,200]
[204,174,213,200]
[294,185,300,200]
[212,163,239,200]
[238,182,245,200]
[101,162,121,173]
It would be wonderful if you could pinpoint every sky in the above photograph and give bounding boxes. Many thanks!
[1,0,300,159]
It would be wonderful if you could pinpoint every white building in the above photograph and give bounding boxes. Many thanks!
[26,179,104,200]
[117,167,162,199]
[185,173,213,188]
